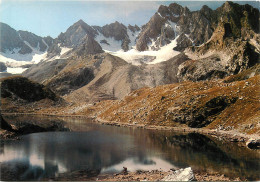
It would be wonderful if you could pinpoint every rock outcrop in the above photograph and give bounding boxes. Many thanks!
[1,76,58,102]
[0,62,7,72]
[162,167,194,181]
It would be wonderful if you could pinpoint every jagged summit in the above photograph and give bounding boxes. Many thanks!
[74,35,104,56]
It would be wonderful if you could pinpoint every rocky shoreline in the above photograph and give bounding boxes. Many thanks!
[93,116,260,149]
[50,168,242,181]
[1,113,259,149]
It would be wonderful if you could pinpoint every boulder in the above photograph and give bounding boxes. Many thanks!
[162,167,194,181]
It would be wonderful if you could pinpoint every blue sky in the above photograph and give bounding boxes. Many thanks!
[0,1,259,38]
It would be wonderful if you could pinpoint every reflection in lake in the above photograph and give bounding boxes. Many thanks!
[0,116,259,180]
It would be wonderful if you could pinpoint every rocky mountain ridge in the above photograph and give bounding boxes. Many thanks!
[0,22,53,55]
[136,1,259,53]
[46,20,140,59]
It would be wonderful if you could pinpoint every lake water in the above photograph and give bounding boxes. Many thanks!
[0,115,259,180]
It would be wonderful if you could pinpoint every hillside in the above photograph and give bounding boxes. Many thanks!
[73,67,260,135]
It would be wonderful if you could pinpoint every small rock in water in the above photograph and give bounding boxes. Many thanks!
[161,167,194,181]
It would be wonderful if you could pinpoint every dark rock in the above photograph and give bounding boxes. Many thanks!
[188,96,237,128]
[16,122,69,135]
[1,76,58,102]
[58,19,97,47]
[224,64,260,83]
[47,19,98,58]
[246,138,260,149]
[100,21,128,41]
[46,67,95,95]
[0,62,7,72]
[136,2,216,51]
[47,44,62,58]
[0,113,14,131]
[100,39,110,45]
[169,96,237,128]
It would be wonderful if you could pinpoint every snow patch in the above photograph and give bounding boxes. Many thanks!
[127,28,140,49]
[60,47,72,56]
[95,31,122,52]
[168,21,178,37]
[110,36,180,65]
[157,12,163,17]
[6,67,28,74]
[42,39,49,51]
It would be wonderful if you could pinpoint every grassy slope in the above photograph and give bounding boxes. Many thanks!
[78,74,259,135]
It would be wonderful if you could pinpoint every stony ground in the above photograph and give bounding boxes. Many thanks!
[51,169,242,181]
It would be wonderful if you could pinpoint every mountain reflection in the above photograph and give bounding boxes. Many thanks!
[0,116,259,181]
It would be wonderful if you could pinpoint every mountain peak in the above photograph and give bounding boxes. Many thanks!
[74,19,88,26]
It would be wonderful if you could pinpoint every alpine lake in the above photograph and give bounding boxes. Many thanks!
[0,115,259,181]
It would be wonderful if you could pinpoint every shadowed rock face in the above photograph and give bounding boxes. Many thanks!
[0,113,13,131]
[18,30,49,52]
[0,23,31,54]
[74,35,104,56]
[57,20,98,48]
[101,21,127,41]
[0,62,7,72]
